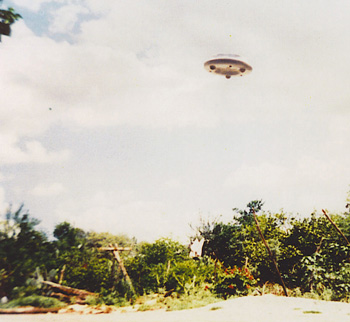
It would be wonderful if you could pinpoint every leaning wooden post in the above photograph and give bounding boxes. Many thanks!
[252,209,288,297]
[111,244,135,295]
[99,244,135,295]
[322,209,350,245]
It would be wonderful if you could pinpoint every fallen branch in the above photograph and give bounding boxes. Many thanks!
[41,281,96,298]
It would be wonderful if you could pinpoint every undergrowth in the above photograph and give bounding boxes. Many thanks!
[0,295,66,309]
[134,287,220,311]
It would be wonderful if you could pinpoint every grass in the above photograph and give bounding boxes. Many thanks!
[137,303,155,311]
[0,295,66,309]
[162,289,220,311]
[133,288,220,312]
[257,283,350,303]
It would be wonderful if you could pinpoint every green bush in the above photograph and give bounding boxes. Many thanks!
[96,287,132,306]
[165,258,215,294]
[126,238,215,295]
[212,265,257,299]
[126,238,187,294]
[0,206,56,297]
[300,244,350,300]
[0,295,65,308]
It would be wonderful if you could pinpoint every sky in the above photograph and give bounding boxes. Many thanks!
[1,0,350,242]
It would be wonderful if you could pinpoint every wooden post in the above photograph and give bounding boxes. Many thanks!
[58,264,66,285]
[252,209,288,297]
[322,209,350,245]
[99,244,135,295]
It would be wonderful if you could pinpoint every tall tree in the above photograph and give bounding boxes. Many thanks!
[0,205,52,297]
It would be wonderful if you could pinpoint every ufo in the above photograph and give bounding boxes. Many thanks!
[204,54,252,79]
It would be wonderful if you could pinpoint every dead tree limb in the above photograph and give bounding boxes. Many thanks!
[41,281,96,297]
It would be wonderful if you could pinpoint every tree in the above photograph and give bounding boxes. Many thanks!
[0,6,22,39]
[0,205,53,297]
[53,222,86,251]
[199,201,287,282]
[52,223,123,293]
[126,238,188,294]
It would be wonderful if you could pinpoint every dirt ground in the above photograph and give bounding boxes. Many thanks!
[2,294,350,322]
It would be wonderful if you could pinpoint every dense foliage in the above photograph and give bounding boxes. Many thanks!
[126,238,215,295]
[1,196,350,305]
[198,200,350,300]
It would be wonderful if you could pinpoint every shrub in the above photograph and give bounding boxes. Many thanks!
[0,295,65,308]
[212,265,257,299]
[165,258,215,294]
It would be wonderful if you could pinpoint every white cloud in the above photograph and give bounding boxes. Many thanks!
[3,1,349,135]
[52,190,191,242]
[1,18,220,130]
[326,116,350,154]
[225,163,286,190]
[24,141,70,163]
[30,182,65,197]
[0,186,9,214]
[48,3,89,34]
[0,135,70,165]
[83,1,108,15]
[224,157,350,214]
[164,178,182,189]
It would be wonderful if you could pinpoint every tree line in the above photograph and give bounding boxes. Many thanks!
[1,197,350,304]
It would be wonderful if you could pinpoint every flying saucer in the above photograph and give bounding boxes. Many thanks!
[204,54,252,79]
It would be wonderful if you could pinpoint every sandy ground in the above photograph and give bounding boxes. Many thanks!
[2,295,350,322]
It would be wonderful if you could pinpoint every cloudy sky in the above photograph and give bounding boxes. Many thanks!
[1,0,349,242]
